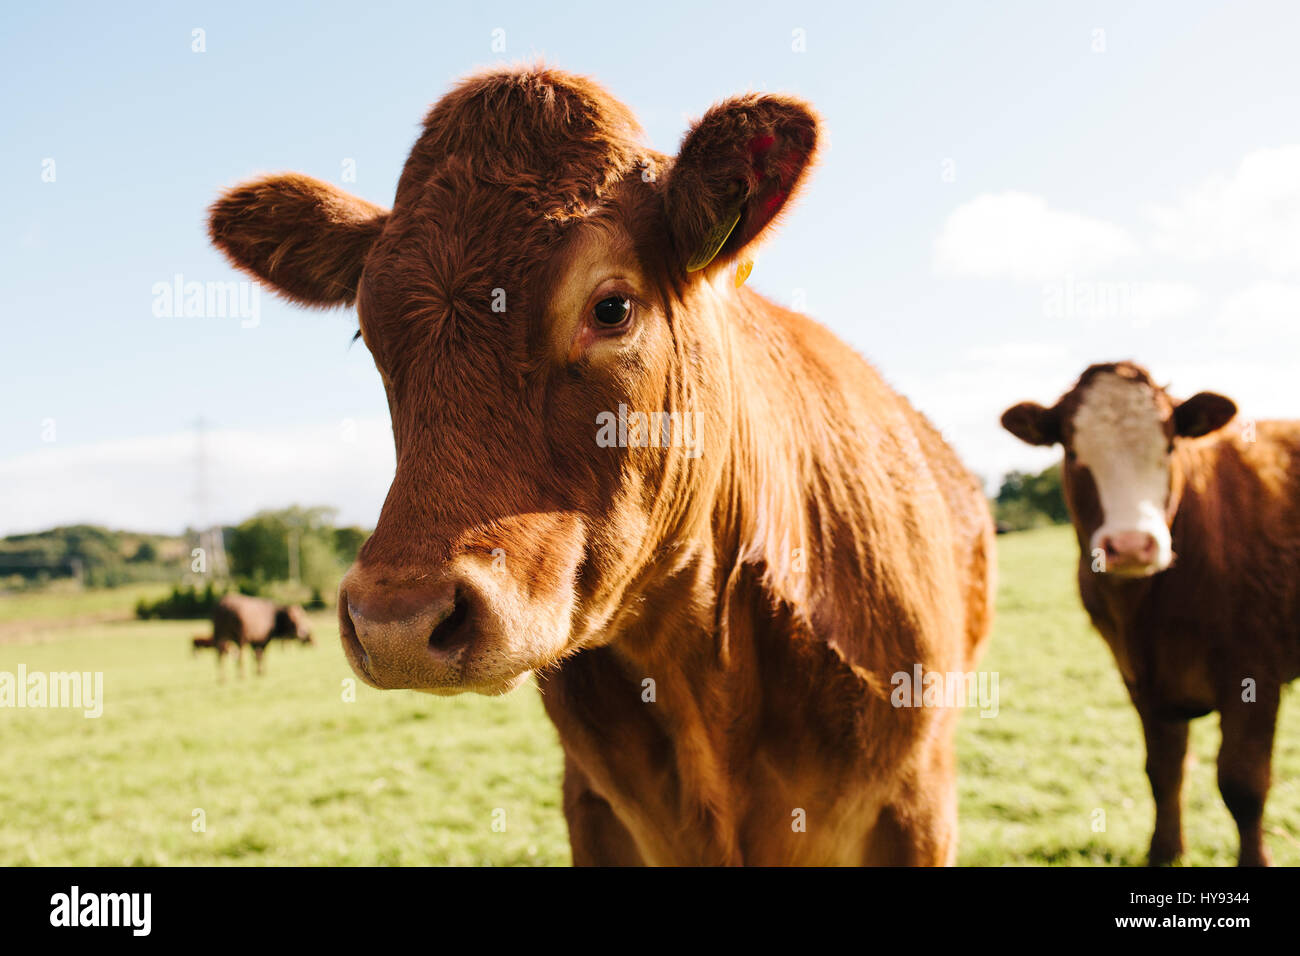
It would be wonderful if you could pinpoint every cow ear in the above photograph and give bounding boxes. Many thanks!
[664,94,818,276]
[1000,402,1061,447]
[208,173,389,308]
[1174,392,1237,438]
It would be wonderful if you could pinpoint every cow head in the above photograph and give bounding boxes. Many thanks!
[208,68,817,694]
[1001,362,1236,577]
[274,605,314,644]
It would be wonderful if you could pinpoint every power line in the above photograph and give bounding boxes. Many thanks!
[193,416,229,579]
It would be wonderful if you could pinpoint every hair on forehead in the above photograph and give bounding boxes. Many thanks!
[1071,366,1172,455]
[1074,361,1160,391]
[394,65,649,216]
[1057,361,1172,435]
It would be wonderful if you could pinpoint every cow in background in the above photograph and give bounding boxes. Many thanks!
[1002,361,1300,866]
[200,594,314,678]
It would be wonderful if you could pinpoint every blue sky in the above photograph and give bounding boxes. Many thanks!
[3,1,1299,533]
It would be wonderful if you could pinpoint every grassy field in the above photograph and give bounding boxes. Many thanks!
[0,581,170,627]
[961,527,1299,866]
[0,525,1296,866]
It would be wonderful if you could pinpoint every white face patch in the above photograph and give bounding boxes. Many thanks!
[1070,373,1173,573]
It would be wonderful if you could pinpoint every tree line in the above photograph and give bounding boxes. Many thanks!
[991,463,1069,532]
[2,464,1070,599]
[0,507,369,600]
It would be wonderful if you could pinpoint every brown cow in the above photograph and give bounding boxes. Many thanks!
[1002,361,1300,866]
[207,594,313,678]
[207,67,994,865]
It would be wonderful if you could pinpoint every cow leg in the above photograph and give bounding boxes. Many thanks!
[865,713,958,866]
[1138,706,1189,866]
[561,755,643,866]
[215,642,227,682]
[236,643,246,679]
[1217,686,1279,867]
[254,643,266,676]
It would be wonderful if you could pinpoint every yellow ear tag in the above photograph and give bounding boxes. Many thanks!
[685,201,743,273]
[733,258,754,287]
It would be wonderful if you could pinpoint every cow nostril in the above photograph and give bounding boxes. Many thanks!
[338,597,373,674]
[429,594,472,652]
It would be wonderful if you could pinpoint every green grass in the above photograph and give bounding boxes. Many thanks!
[0,581,170,624]
[0,525,1296,865]
[0,615,567,866]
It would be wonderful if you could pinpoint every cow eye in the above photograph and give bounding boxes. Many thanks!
[592,295,632,329]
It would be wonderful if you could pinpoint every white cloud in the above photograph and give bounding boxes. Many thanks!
[934,191,1140,282]
[1125,281,1205,322]
[0,419,396,536]
[1145,145,1300,275]
[1039,278,1204,324]
[1216,280,1300,338]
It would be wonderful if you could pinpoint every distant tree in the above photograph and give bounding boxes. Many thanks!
[130,541,158,563]
[994,463,1069,531]
[227,506,350,588]
[227,515,290,582]
[6,509,368,594]
[299,533,343,597]
[136,582,223,619]
[0,524,151,586]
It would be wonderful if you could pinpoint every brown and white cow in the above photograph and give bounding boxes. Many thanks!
[208,67,994,865]
[1002,361,1300,866]
[207,594,313,678]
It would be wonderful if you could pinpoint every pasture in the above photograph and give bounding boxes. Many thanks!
[1,525,1296,866]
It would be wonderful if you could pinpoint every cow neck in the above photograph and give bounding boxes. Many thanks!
[546,551,756,864]
[560,297,828,863]
[711,299,820,630]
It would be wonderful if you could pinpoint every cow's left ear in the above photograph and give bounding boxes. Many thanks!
[664,94,818,276]
[1174,392,1237,438]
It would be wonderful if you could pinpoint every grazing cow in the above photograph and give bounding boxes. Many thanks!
[208,594,313,678]
[207,67,994,865]
[1002,361,1300,866]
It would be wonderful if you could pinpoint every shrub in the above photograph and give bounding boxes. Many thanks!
[135,582,224,620]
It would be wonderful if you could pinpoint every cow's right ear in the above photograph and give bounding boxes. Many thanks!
[1001,402,1061,447]
[663,94,819,277]
[208,173,389,308]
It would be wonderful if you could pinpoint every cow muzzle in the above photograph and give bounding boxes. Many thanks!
[337,562,558,695]
[1094,528,1170,577]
